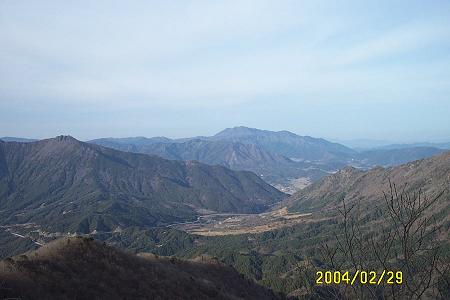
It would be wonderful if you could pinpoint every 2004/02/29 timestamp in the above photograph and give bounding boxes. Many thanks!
[316,270,403,285]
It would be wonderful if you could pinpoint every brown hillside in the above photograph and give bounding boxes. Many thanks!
[286,151,450,220]
[0,237,280,300]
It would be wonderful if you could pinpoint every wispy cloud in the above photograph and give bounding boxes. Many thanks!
[334,20,450,66]
[1,1,449,140]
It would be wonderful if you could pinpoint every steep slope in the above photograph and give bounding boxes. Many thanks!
[0,237,280,300]
[286,151,450,215]
[0,137,285,234]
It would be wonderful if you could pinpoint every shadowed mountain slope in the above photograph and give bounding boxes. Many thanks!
[0,237,280,300]
[0,137,284,234]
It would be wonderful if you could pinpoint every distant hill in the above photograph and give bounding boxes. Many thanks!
[92,138,331,184]
[90,126,357,164]
[0,137,37,143]
[90,136,173,151]
[0,237,280,300]
[334,138,396,150]
[354,146,446,167]
[211,127,355,162]
[89,127,356,187]
[89,128,448,189]
[375,142,450,150]
[0,136,284,234]
[286,151,450,216]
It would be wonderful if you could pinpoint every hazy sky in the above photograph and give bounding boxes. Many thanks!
[1,1,450,142]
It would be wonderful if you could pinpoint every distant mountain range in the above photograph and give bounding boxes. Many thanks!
[209,127,356,161]
[0,237,279,300]
[336,139,450,150]
[89,127,360,189]
[374,142,450,150]
[3,129,448,191]
[91,127,356,163]
[334,138,397,149]
[0,137,37,143]
[89,127,448,189]
[0,136,284,234]
[353,146,445,167]
[91,138,335,186]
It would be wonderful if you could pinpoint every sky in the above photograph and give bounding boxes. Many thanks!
[1,0,450,142]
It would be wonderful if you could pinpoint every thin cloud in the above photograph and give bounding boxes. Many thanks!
[0,1,449,140]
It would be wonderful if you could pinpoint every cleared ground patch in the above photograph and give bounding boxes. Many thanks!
[176,208,313,236]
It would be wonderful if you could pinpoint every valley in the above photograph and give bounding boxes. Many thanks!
[273,177,313,194]
[0,207,316,245]
[175,208,315,236]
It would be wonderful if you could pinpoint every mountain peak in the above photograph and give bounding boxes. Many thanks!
[214,126,263,137]
[214,127,301,139]
[54,135,78,142]
[338,166,362,176]
[39,135,83,148]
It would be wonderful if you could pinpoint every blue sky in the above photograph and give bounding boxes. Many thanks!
[1,0,449,142]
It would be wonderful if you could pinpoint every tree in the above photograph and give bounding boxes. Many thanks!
[318,181,449,299]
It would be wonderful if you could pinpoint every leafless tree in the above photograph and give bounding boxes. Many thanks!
[318,181,449,299]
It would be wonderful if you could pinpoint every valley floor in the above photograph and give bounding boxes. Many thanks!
[175,208,315,236]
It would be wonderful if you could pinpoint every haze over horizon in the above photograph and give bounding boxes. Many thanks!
[1,1,450,142]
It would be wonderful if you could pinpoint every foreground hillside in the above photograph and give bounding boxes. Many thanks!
[0,136,284,235]
[0,237,280,300]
